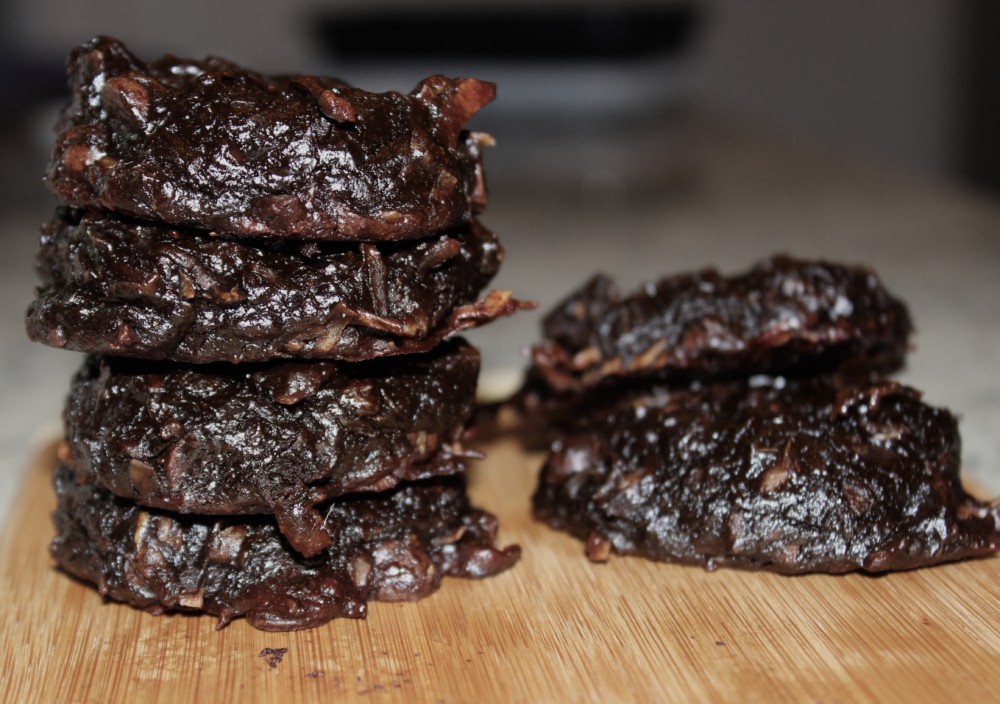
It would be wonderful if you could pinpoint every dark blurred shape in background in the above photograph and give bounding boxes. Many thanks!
[0,47,65,217]
[312,5,699,203]
[962,0,1000,193]
[312,6,696,62]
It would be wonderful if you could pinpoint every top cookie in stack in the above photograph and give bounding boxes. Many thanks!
[29,37,522,630]
[49,37,491,240]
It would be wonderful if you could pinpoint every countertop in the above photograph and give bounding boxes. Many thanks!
[2,115,998,525]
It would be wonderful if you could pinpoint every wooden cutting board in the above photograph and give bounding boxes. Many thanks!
[3,416,999,704]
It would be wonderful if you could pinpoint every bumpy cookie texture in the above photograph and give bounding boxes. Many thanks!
[47,37,494,240]
[530,256,912,392]
[51,466,521,631]
[533,376,1000,573]
[62,340,480,557]
[28,209,504,363]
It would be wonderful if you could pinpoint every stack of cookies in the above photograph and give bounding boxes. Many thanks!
[524,257,1000,574]
[27,37,521,630]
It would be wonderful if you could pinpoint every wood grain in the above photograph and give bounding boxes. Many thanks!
[2,417,999,704]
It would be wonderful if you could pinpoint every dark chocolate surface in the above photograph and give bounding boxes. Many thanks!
[27,209,503,363]
[530,256,912,392]
[46,37,493,241]
[533,376,1000,574]
[62,340,479,557]
[52,465,520,631]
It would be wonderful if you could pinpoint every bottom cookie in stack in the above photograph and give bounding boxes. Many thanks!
[50,339,520,630]
[52,465,519,631]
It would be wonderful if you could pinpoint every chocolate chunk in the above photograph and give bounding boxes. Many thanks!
[530,256,912,392]
[46,37,494,241]
[27,209,506,363]
[51,465,520,631]
[533,375,1000,574]
[62,340,481,557]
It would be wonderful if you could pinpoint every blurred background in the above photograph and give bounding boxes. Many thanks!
[6,1,999,191]
[1,1,999,512]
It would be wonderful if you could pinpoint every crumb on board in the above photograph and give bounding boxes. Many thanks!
[259,647,288,669]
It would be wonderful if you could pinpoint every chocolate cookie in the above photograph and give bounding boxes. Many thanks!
[62,340,480,557]
[28,209,505,363]
[52,465,520,631]
[533,375,999,573]
[46,37,493,240]
[530,256,912,392]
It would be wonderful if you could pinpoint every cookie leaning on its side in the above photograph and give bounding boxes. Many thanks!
[530,255,912,393]
[525,256,1000,574]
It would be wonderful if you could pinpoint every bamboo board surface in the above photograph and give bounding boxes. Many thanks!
[2,420,999,704]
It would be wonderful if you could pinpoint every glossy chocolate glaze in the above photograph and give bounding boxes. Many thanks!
[533,375,1000,573]
[28,209,504,363]
[531,256,912,392]
[62,340,480,557]
[46,37,494,240]
[52,465,520,631]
